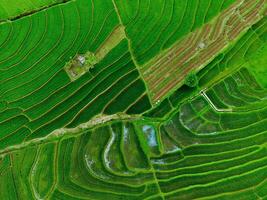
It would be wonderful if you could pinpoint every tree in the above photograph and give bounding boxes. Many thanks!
[84,52,98,66]
[184,71,198,87]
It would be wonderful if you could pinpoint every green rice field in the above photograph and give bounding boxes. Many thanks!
[0,0,267,199]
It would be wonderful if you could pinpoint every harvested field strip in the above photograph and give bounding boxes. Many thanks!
[115,0,237,65]
[140,0,265,103]
[95,25,126,60]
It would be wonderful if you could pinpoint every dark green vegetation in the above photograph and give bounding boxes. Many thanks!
[184,72,198,88]
[0,0,267,199]
[0,0,68,21]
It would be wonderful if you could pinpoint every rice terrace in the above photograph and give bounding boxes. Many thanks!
[0,0,267,199]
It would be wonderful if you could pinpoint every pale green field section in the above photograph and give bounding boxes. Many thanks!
[248,45,267,88]
[0,0,65,21]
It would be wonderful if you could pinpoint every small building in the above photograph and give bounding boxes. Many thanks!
[77,55,86,65]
